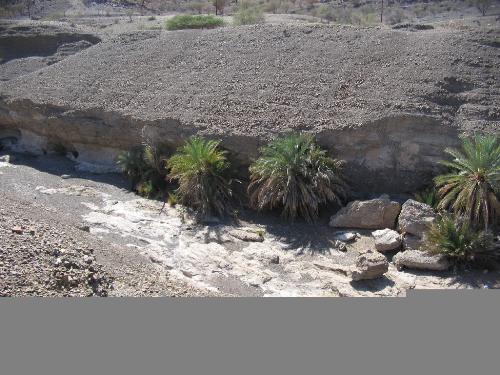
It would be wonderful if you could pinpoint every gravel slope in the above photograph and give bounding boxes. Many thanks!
[1,23,499,137]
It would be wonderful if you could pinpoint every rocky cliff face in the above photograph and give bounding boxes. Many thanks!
[1,23,498,193]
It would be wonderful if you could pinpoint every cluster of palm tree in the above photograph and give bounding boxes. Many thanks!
[118,134,499,256]
[423,134,499,266]
[117,134,348,221]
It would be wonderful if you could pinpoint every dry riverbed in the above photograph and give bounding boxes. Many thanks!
[1,152,498,297]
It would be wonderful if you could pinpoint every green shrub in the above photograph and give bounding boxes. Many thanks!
[117,142,170,199]
[117,146,146,186]
[248,134,347,222]
[233,2,265,25]
[167,137,236,217]
[426,215,494,267]
[167,192,180,207]
[435,135,500,230]
[166,15,224,30]
[414,187,440,209]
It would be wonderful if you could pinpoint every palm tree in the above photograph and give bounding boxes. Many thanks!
[167,137,236,217]
[435,135,500,230]
[117,142,169,198]
[117,146,148,189]
[426,214,494,268]
[414,186,440,209]
[248,134,347,222]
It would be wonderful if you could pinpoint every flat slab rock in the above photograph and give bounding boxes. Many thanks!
[228,229,264,242]
[329,196,401,230]
[393,250,450,271]
[372,229,402,252]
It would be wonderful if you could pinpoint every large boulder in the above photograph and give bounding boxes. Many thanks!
[398,199,436,237]
[350,251,389,281]
[372,229,402,252]
[393,250,450,271]
[329,197,401,229]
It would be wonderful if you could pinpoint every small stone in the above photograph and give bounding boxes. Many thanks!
[372,229,402,252]
[330,240,347,252]
[61,174,71,179]
[0,155,13,163]
[269,255,280,264]
[149,255,162,264]
[350,251,389,281]
[79,225,91,233]
[333,232,357,242]
[11,226,23,234]
[229,229,264,242]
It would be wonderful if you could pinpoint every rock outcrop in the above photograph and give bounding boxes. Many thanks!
[330,197,401,229]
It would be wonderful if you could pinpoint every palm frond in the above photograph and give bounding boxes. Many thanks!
[167,137,235,217]
[435,135,500,230]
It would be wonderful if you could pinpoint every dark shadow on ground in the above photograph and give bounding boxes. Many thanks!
[233,206,344,254]
[5,151,131,190]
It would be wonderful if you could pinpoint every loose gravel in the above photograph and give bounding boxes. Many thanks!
[0,189,220,297]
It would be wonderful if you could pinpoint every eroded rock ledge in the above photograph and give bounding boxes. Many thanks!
[1,23,499,192]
